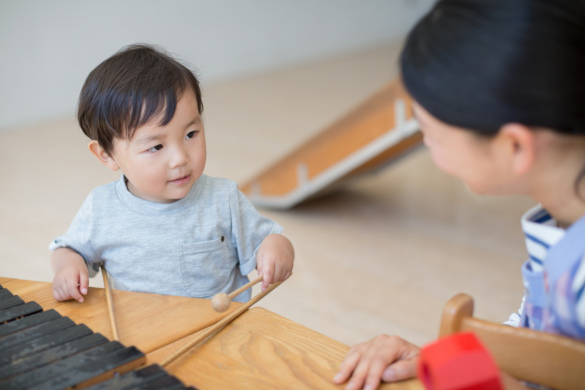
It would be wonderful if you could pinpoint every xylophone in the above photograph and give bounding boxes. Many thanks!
[0,283,196,390]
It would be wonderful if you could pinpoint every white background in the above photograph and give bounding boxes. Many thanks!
[0,0,434,131]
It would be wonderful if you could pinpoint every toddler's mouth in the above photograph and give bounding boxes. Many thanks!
[169,174,191,184]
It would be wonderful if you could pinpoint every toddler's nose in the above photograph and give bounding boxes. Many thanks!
[169,147,189,168]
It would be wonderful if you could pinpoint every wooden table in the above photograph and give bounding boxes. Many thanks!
[1,277,423,389]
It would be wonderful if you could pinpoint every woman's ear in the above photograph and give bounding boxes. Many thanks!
[498,123,536,176]
[88,140,119,171]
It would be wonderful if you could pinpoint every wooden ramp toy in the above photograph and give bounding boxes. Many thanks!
[240,78,422,209]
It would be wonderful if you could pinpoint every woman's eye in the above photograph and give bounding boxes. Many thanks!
[148,144,163,152]
[186,131,197,139]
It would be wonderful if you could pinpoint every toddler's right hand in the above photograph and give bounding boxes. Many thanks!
[51,248,90,302]
[52,265,89,302]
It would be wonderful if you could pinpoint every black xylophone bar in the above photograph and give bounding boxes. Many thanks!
[84,364,194,390]
[0,283,197,390]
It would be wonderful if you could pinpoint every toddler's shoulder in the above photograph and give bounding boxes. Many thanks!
[82,179,120,208]
[200,175,239,194]
[88,179,118,197]
[196,175,247,210]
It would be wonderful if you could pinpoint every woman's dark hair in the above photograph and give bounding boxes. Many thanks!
[77,44,203,154]
[400,0,585,136]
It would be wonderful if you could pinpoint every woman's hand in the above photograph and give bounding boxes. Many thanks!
[334,334,420,390]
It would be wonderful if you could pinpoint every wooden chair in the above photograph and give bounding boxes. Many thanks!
[439,293,585,390]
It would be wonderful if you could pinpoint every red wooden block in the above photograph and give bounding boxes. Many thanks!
[417,331,503,390]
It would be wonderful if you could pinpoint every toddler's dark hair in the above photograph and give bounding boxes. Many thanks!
[77,44,203,154]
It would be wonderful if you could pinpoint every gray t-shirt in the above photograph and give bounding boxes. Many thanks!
[50,174,283,302]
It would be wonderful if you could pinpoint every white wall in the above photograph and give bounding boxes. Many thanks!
[0,0,434,131]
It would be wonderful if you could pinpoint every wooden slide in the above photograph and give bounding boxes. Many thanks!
[240,78,422,209]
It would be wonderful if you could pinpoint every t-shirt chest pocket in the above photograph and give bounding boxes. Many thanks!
[177,236,233,298]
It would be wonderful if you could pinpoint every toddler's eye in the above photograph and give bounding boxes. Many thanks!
[148,144,163,152]
[186,131,197,139]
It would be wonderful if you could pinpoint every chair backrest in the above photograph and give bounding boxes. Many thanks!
[439,293,585,390]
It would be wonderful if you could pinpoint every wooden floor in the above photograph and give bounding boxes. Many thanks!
[0,40,533,348]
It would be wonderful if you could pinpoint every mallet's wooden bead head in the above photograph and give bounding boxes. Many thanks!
[211,292,231,312]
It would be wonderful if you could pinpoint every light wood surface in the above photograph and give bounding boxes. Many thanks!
[440,293,585,390]
[161,280,281,368]
[149,307,423,390]
[1,276,423,389]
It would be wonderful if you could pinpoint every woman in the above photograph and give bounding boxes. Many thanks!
[334,1,585,389]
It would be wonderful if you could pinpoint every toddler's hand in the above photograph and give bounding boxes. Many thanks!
[333,334,420,390]
[52,266,89,302]
[256,234,294,290]
[51,248,89,303]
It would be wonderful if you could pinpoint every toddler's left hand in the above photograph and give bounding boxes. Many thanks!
[256,234,294,290]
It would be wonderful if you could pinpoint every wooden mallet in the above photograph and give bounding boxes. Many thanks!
[211,275,263,312]
[163,279,282,368]
[100,264,120,341]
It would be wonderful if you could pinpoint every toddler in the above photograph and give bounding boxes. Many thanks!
[50,44,294,304]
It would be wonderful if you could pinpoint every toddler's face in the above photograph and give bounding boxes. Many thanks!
[109,92,206,203]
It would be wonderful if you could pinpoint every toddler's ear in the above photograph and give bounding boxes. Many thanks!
[88,141,119,171]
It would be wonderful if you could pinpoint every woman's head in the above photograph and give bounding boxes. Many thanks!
[400,0,585,202]
[400,0,585,136]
